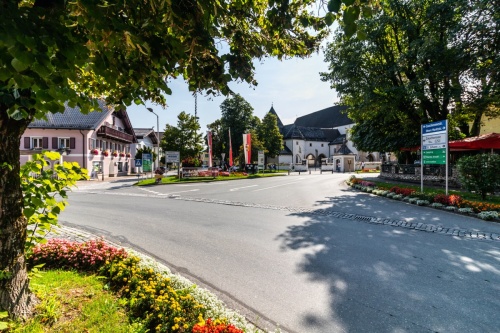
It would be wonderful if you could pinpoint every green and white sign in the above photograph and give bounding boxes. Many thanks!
[422,148,446,164]
[143,159,152,172]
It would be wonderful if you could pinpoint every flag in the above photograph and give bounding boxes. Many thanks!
[243,133,251,164]
[228,128,233,167]
[207,131,213,167]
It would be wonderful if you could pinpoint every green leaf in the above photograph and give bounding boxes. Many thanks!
[327,0,342,13]
[325,12,336,26]
[344,0,355,6]
[23,207,35,218]
[11,58,29,72]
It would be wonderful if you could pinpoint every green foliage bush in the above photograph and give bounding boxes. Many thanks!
[457,154,500,199]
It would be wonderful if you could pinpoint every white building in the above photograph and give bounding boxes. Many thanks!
[267,105,382,171]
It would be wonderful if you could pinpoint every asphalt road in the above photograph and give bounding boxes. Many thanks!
[60,173,500,333]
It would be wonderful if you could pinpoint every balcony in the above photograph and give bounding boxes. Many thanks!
[97,125,134,143]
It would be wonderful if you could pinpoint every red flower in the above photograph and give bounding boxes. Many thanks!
[91,149,99,155]
[103,150,109,157]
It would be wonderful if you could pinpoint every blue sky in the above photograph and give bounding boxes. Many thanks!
[126,50,339,133]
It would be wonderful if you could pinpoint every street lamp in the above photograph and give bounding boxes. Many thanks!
[147,107,160,169]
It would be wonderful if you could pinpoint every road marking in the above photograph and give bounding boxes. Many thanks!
[229,185,258,192]
[252,179,305,192]
[159,189,200,195]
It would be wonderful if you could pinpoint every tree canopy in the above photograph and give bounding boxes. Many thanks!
[160,112,203,161]
[258,112,283,158]
[1,0,340,319]
[321,0,500,152]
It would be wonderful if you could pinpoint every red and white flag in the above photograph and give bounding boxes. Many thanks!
[243,133,251,164]
[207,131,213,167]
[229,128,233,167]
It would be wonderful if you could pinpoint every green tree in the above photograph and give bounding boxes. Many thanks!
[134,146,157,163]
[1,0,332,318]
[321,0,500,152]
[258,113,283,160]
[220,94,257,163]
[160,112,203,163]
[206,119,224,162]
[456,154,500,200]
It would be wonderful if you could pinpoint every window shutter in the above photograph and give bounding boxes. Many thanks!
[70,137,76,149]
[24,137,30,149]
[52,137,58,149]
[43,137,49,149]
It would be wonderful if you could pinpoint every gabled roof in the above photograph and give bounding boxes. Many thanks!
[294,105,352,129]
[330,133,346,145]
[282,125,342,142]
[268,106,284,128]
[29,100,111,130]
[134,128,158,144]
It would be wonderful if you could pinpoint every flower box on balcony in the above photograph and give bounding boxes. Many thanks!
[119,153,125,157]
[91,149,99,155]
[112,151,118,157]
[126,153,131,158]
[103,150,109,157]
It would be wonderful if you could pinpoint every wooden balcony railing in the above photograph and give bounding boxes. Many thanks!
[97,125,134,143]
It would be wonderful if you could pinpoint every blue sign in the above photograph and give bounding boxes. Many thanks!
[422,120,447,134]
[135,159,142,167]
[142,153,152,160]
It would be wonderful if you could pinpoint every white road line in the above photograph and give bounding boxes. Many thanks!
[229,185,258,192]
[158,189,200,195]
[253,179,305,192]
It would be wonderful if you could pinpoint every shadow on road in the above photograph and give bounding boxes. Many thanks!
[276,191,500,332]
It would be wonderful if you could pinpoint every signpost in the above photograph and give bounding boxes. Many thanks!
[258,150,264,172]
[165,151,180,179]
[421,120,448,194]
[142,153,152,174]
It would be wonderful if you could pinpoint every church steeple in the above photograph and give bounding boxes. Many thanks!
[268,105,284,128]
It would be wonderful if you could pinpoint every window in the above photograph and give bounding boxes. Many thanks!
[296,141,298,145]
[118,162,123,172]
[102,141,107,150]
[309,143,312,147]
[59,138,70,149]
[32,137,43,149]
[321,144,324,147]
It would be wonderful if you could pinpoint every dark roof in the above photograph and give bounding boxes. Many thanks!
[294,105,352,128]
[279,144,292,155]
[282,125,342,142]
[334,143,354,155]
[330,133,346,145]
[29,100,111,130]
[268,106,284,128]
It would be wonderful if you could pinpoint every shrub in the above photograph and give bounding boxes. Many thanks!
[446,206,457,211]
[416,200,430,206]
[430,203,444,208]
[448,194,463,206]
[478,211,499,221]
[433,194,450,205]
[192,318,244,333]
[457,153,500,200]
[29,238,128,271]
[461,200,500,213]
[458,207,474,214]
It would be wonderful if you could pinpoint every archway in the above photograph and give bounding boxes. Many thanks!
[306,154,315,167]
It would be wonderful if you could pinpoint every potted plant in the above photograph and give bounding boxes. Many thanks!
[91,149,99,155]
[103,150,109,157]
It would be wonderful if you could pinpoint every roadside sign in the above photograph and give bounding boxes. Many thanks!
[165,151,180,163]
[143,159,152,172]
[258,150,264,170]
[142,153,152,160]
[421,119,449,194]
[134,159,142,167]
[422,148,446,164]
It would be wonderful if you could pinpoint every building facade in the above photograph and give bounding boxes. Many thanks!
[20,101,137,178]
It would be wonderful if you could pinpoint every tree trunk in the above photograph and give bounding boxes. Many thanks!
[0,109,38,319]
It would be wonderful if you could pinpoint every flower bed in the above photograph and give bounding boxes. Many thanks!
[28,239,258,333]
[347,176,500,222]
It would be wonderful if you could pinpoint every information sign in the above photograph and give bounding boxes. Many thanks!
[143,159,152,172]
[165,151,180,163]
[421,120,448,165]
[134,159,142,167]
[422,148,446,164]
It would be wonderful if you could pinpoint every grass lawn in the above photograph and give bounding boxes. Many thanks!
[10,270,133,333]
[137,171,287,186]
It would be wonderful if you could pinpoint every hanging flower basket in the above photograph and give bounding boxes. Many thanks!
[103,150,109,157]
[112,151,118,157]
[126,153,131,158]
[119,153,126,157]
[91,149,99,155]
